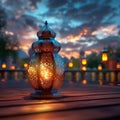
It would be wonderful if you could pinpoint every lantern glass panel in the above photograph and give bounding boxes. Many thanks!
[82,58,87,65]
[68,62,73,68]
[102,53,108,62]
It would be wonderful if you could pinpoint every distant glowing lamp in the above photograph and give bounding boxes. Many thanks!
[27,21,64,98]
[82,79,87,85]
[116,63,120,69]
[81,56,87,65]
[82,66,87,71]
[1,79,6,83]
[24,63,28,68]
[10,65,15,70]
[101,48,108,62]
[98,64,102,71]
[2,63,7,69]
[68,61,73,68]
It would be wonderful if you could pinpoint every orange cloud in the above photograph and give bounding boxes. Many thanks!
[60,29,89,42]
[5,31,14,35]
[92,25,118,37]
[60,51,80,59]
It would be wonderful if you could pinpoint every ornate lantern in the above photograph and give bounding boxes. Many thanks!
[68,61,73,68]
[81,66,87,71]
[24,63,28,68]
[98,64,102,71]
[28,21,64,98]
[101,48,108,62]
[116,62,120,70]
[2,63,7,69]
[81,56,87,65]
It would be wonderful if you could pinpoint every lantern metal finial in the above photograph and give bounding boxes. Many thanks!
[37,21,56,39]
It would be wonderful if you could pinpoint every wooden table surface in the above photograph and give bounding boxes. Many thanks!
[0,83,120,120]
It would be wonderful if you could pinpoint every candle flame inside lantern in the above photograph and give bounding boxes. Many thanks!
[40,63,54,81]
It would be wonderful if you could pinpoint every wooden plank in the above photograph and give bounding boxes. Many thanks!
[1,106,120,120]
[0,84,120,119]
[0,92,120,108]
[0,93,120,117]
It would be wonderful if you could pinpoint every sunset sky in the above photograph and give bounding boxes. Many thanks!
[1,0,120,58]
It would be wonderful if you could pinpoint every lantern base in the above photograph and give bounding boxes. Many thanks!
[30,88,62,99]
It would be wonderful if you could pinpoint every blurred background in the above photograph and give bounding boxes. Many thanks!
[0,0,120,87]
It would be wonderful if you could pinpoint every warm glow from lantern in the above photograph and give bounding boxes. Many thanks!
[98,65,102,70]
[24,63,28,68]
[28,65,38,81]
[82,58,87,65]
[68,62,73,68]
[10,65,15,70]
[2,64,7,69]
[82,66,87,71]
[102,53,108,62]
[40,63,53,81]
[1,78,6,83]
[82,79,87,85]
[116,63,120,69]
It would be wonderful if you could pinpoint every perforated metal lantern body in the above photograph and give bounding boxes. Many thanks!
[28,22,64,92]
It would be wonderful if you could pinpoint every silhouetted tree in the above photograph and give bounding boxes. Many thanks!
[116,48,120,58]
[0,4,7,29]
[0,4,19,63]
[87,52,101,68]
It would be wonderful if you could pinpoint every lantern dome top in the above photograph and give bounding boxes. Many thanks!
[37,21,56,39]
[101,47,108,53]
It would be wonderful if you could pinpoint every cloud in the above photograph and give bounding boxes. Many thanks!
[0,3,7,28]
[48,0,118,41]
[1,0,120,58]
[47,0,68,9]
[28,0,42,9]
[98,36,120,46]
[85,36,120,51]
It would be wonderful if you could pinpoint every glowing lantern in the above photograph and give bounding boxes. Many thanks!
[2,63,7,69]
[82,66,87,71]
[10,65,15,70]
[81,56,87,65]
[1,79,6,83]
[68,61,73,68]
[24,63,28,68]
[98,64,102,71]
[82,79,87,85]
[116,63,120,69]
[101,48,108,62]
[28,21,64,98]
